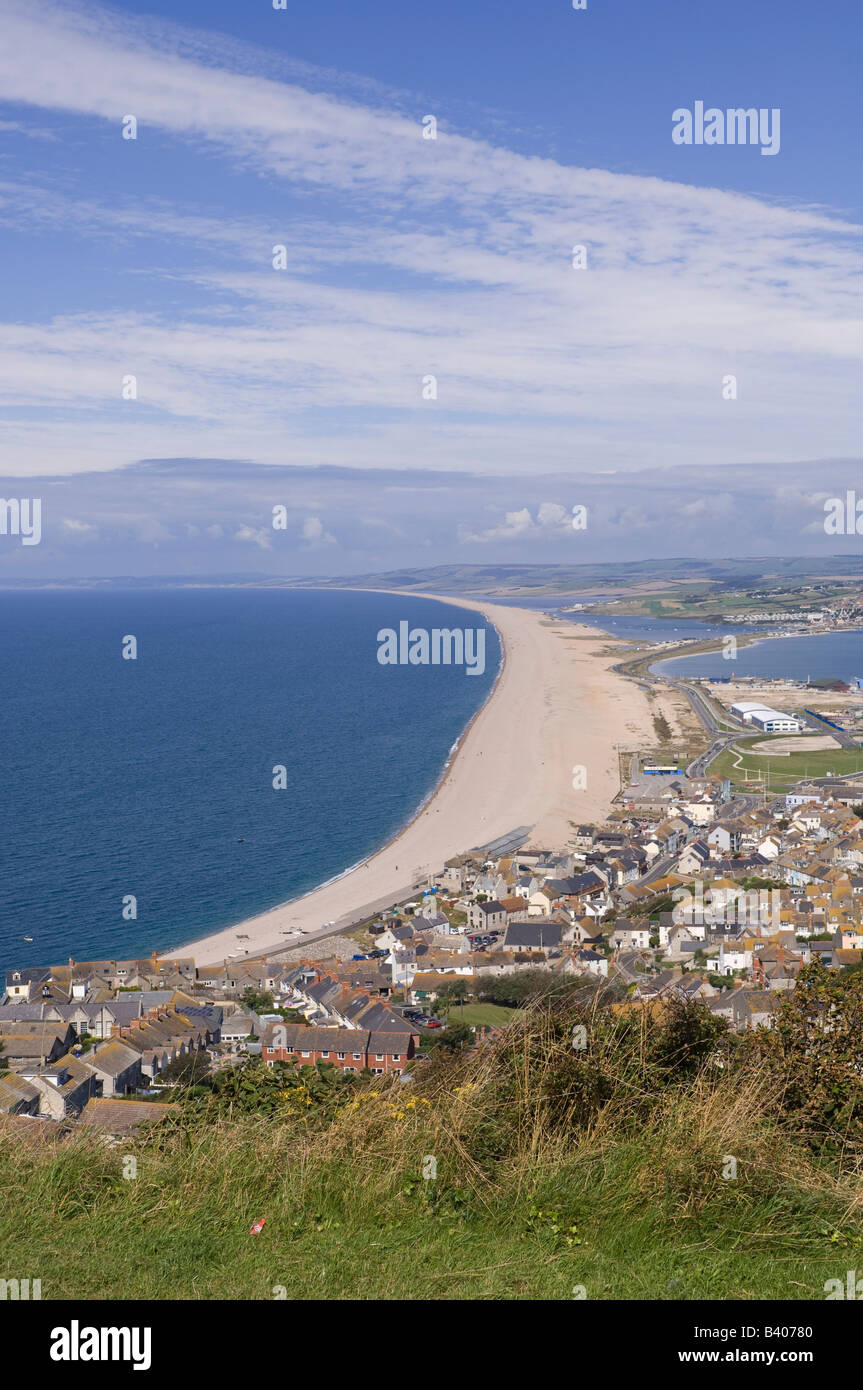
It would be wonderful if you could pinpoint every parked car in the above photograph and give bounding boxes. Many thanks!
[424,1019,443,1029]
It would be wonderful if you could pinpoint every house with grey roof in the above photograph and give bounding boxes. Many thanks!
[261,1022,413,1074]
[503,921,564,952]
[219,1014,258,1051]
[18,1056,97,1119]
[575,949,608,978]
[79,1097,178,1139]
[174,1003,222,1042]
[4,967,51,1001]
[0,1072,41,1116]
[633,969,677,1002]
[84,1039,143,1097]
[673,974,717,1002]
[0,1001,49,1025]
[0,1028,71,1069]
[467,900,507,932]
[611,922,651,951]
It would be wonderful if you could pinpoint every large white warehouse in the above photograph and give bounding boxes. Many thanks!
[730,701,804,733]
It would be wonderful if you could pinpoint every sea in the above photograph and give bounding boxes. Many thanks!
[0,589,500,978]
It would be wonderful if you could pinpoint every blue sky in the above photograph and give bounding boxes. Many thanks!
[1,0,862,576]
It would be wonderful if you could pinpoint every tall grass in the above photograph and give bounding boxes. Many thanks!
[2,987,862,1300]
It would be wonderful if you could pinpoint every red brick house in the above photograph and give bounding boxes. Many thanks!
[261,1023,413,1074]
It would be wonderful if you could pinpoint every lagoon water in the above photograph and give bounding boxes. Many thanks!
[578,614,764,644]
[654,629,863,682]
[0,589,499,978]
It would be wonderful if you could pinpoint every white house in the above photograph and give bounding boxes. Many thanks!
[611,923,651,951]
[718,940,753,976]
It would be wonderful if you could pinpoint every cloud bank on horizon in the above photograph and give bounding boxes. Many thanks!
[0,457,860,579]
[0,0,861,575]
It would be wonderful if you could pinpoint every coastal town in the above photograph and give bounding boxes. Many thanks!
[5,745,863,1136]
[4,0,863,1334]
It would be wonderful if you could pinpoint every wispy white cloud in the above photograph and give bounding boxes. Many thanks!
[0,0,861,481]
[0,118,59,140]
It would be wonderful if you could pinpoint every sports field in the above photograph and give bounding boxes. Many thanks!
[711,736,863,790]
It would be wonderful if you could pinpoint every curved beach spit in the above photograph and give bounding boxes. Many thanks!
[167,594,657,967]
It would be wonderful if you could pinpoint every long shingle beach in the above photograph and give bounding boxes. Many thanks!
[167,593,659,966]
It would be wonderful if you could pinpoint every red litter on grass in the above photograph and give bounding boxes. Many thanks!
[250,1218,266,1235]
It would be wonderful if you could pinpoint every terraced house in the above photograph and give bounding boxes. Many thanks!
[261,1023,414,1075]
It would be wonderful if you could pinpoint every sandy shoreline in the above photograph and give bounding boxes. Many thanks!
[166,593,658,967]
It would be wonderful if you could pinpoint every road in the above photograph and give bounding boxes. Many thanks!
[614,950,649,985]
[623,667,765,811]
[617,652,749,781]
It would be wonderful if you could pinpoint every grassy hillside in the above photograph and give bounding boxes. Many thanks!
[3,971,863,1301]
[271,558,863,598]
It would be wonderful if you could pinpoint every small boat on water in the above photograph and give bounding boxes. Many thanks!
[23,935,34,942]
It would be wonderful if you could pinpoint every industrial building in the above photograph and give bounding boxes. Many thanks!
[730,701,804,733]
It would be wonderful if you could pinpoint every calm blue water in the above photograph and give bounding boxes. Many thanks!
[576,614,766,644]
[654,629,863,681]
[470,595,765,645]
[441,594,761,642]
[0,590,499,978]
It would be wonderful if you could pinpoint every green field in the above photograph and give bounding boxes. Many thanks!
[711,736,863,791]
[443,1002,516,1029]
[593,580,863,621]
